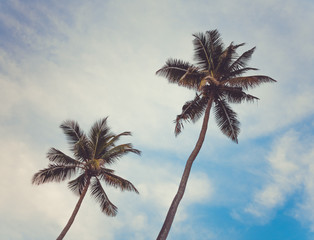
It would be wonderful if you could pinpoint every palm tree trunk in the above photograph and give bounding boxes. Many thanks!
[156,96,214,240]
[56,177,91,240]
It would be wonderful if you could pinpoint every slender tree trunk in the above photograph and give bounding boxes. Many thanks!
[56,177,91,240]
[156,97,214,240]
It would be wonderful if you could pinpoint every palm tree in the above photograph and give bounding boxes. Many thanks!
[32,117,140,240]
[155,29,276,240]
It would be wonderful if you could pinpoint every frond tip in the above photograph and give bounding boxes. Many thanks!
[90,178,118,216]
[214,99,240,143]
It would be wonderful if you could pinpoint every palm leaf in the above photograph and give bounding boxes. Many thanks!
[222,75,276,90]
[215,43,236,71]
[223,67,259,79]
[219,86,259,103]
[99,170,139,193]
[89,117,111,159]
[178,67,203,89]
[68,173,89,195]
[47,148,82,165]
[228,47,256,72]
[156,59,199,89]
[90,178,118,216]
[214,99,240,143]
[192,32,212,70]
[60,120,84,145]
[215,44,234,75]
[99,131,132,154]
[174,95,208,136]
[101,143,141,164]
[207,29,224,70]
[60,120,92,161]
[32,164,77,185]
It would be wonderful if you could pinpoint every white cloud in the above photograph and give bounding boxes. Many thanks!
[244,130,314,227]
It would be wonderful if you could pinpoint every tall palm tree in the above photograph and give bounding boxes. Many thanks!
[155,29,276,240]
[32,117,140,240]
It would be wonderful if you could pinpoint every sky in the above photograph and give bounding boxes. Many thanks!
[0,0,314,239]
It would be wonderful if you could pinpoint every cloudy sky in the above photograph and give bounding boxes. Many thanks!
[1,0,314,239]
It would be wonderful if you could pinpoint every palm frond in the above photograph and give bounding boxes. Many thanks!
[89,117,111,159]
[219,86,259,103]
[100,167,115,174]
[223,75,276,90]
[192,32,212,70]
[60,120,84,145]
[99,170,139,193]
[207,29,224,70]
[60,120,92,161]
[178,67,203,89]
[214,99,240,143]
[99,131,132,154]
[90,178,118,216]
[68,173,89,195]
[32,164,77,185]
[47,148,82,165]
[216,42,247,76]
[215,44,235,75]
[232,43,246,50]
[101,143,141,165]
[156,59,199,89]
[223,67,258,79]
[228,47,256,73]
[174,95,208,136]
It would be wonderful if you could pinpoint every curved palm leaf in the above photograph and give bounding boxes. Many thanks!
[60,120,92,161]
[192,32,212,70]
[207,30,224,70]
[90,178,118,216]
[156,59,200,89]
[214,99,240,143]
[99,170,139,193]
[68,173,89,195]
[89,117,111,159]
[32,164,77,185]
[175,94,208,136]
[98,131,133,157]
[219,86,259,103]
[215,43,240,73]
[47,148,82,166]
[178,67,203,89]
[215,44,234,74]
[228,47,256,72]
[222,75,276,90]
[223,67,259,80]
[101,143,141,164]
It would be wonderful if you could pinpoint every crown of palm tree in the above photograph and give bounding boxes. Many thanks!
[32,117,140,216]
[156,29,276,142]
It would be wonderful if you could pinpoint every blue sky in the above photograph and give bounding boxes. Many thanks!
[0,0,314,239]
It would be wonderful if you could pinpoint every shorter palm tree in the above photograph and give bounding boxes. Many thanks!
[32,117,140,240]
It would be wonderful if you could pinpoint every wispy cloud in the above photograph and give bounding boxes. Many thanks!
[244,130,314,227]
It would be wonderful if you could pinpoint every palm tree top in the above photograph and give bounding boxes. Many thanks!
[32,117,141,216]
[156,29,276,142]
